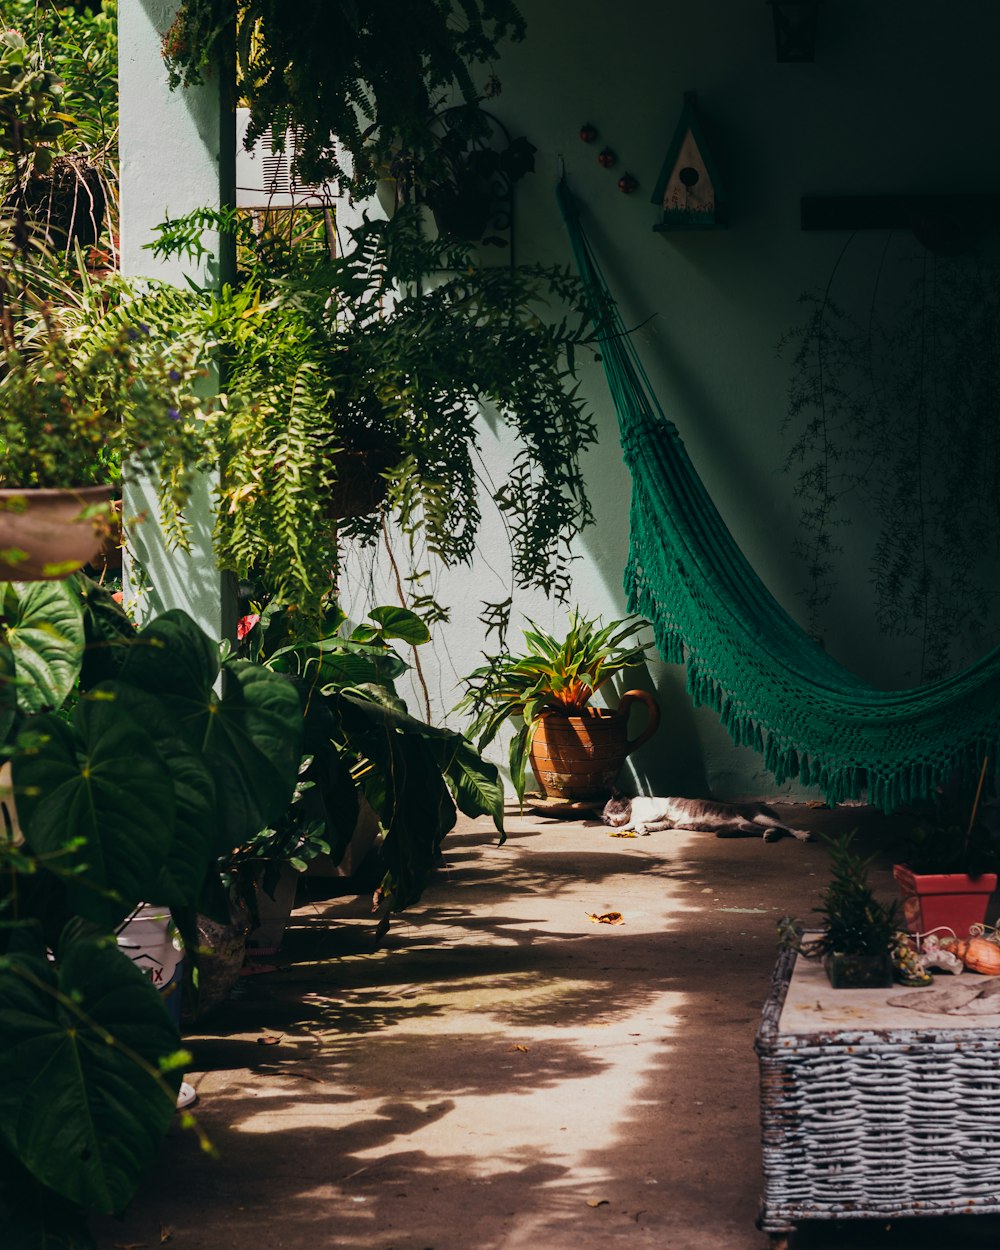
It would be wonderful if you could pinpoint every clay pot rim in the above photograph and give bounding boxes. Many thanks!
[0,484,115,499]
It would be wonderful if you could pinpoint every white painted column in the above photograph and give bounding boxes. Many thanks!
[118,0,236,641]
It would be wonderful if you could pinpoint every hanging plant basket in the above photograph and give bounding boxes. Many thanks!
[0,485,116,580]
[325,446,399,520]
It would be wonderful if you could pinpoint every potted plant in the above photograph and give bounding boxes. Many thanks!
[785,832,899,988]
[161,0,527,196]
[240,596,505,917]
[891,766,999,937]
[0,28,211,580]
[458,608,658,805]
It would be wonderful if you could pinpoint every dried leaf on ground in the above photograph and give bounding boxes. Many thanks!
[586,1198,610,1208]
[587,911,624,925]
[159,1229,173,1246]
[509,1044,529,1052]
[257,1034,283,1046]
[608,830,638,838]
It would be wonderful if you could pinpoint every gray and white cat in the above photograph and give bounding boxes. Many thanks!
[601,792,811,842]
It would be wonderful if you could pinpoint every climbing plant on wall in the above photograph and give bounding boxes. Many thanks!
[780,245,1000,681]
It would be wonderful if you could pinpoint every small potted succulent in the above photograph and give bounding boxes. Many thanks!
[785,832,899,988]
[458,607,658,805]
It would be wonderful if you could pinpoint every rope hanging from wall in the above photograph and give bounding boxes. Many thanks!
[557,179,1000,811]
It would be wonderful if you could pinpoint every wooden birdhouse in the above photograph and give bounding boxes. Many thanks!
[651,92,728,232]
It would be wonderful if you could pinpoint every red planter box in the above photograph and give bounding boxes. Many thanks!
[892,864,997,938]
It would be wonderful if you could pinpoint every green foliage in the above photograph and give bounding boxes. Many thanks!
[0,928,185,1214]
[162,0,525,194]
[894,784,1000,875]
[457,607,652,802]
[0,293,213,491]
[0,1,118,257]
[811,832,898,957]
[0,28,64,173]
[148,205,597,625]
[0,577,303,1240]
[245,601,504,911]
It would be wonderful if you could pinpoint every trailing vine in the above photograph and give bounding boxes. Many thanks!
[780,244,1000,681]
[148,205,597,626]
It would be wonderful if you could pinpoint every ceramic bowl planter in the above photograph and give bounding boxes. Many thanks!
[892,864,998,937]
[529,689,660,801]
[0,485,115,580]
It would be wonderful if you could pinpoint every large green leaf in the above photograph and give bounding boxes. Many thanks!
[118,609,219,707]
[433,736,505,833]
[0,631,15,746]
[2,582,85,715]
[77,577,136,691]
[95,683,218,906]
[14,695,176,927]
[120,612,302,849]
[203,661,303,846]
[0,933,183,1214]
[363,606,431,645]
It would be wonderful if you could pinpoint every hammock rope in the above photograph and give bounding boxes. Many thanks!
[557,179,1000,811]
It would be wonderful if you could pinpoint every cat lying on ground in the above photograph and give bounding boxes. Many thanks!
[601,792,812,842]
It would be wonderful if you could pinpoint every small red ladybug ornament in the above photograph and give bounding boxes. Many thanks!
[579,122,598,144]
[617,173,638,194]
[597,147,617,168]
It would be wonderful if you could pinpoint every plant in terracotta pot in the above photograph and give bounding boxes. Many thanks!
[458,608,658,805]
[0,27,212,580]
[891,766,1000,938]
[0,299,212,578]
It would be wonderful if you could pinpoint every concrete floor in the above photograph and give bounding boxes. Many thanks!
[92,803,1000,1250]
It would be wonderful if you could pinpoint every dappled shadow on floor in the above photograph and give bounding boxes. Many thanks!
[93,804,996,1250]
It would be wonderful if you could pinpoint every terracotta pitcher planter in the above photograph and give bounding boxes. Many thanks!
[529,689,660,800]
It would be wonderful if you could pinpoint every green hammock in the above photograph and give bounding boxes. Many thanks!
[557,180,1000,811]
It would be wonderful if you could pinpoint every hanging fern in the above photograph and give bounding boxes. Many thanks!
[163,0,526,194]
[147,205,597,627]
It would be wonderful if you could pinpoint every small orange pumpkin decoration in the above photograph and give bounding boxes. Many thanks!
[951,937,1000,975]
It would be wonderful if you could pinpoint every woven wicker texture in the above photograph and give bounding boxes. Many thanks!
[756,947,1000,1233]
[557,181,1000,811]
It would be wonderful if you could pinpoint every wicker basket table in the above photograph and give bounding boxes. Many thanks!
[755,942,1000,1249]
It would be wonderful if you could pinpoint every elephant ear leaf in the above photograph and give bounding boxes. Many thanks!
[0,933,183,1215]
[118,608,219,708]
[203,660,304,848]
[2,580,85,715]
[14,693,176,927]
[0,631,14,745]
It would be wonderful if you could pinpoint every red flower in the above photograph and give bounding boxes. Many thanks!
[237,613,260,641]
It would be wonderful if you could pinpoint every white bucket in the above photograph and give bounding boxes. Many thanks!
[117,904,185,1024]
